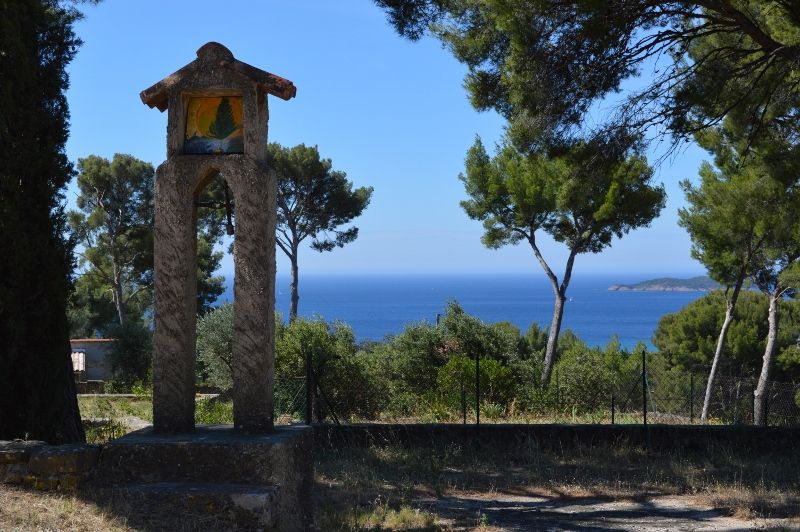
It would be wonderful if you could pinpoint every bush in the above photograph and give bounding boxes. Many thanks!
[653,290,800,380]
[436,355,515,412]
[277,317,385,421]
[106,321,152,389]
[196,304,234,390]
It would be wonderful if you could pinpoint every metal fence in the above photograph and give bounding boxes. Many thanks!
[607,355,800,427]
[301,351,800,427]
[273,377,307,425]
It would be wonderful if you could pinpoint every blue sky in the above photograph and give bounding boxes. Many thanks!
[65,1,708,280]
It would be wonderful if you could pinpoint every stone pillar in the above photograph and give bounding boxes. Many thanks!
[152,160,197,433]
[230,158,276,431]
[141,42,294,434]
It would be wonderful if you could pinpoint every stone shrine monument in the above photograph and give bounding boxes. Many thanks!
[140,42,296,432]
[92,44,311,530]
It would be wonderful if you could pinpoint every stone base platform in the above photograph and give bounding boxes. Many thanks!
[94,425,312,531]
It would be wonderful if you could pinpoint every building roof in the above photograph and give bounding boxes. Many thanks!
[140,42,297,112]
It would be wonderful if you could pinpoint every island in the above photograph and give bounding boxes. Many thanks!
[608,276,719,292]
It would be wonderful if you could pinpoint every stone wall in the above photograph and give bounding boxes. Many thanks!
[314,423,800,454]
[0,440,99,490]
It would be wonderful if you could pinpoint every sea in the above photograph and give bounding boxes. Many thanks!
[221,273,708,350]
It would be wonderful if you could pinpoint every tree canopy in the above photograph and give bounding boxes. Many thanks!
[68,154,226,336]
[69,154,155,328]
[461,132,665,385]
[0,0,85,443]
[653,290,800,382]
[269,143,373,319]
[376,0,800,149]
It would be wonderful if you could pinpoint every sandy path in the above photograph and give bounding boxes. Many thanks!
[417,493,797,531]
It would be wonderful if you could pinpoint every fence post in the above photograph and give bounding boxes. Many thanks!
[556,369,561,415]
[305,348,313,425]
[475,353,480,427]
[642,349,647,427]
[611,394,615,425]
[690,372,694,424]
[460,378,466,425]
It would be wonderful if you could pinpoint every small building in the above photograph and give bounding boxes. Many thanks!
[70,338,115,382]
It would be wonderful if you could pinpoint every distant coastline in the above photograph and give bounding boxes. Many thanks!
[608,276,718,292]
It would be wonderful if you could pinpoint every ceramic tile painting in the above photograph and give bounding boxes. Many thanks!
[184,96,244,154]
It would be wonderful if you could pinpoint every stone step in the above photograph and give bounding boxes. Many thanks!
[95,424,310,486]
[93,425,313,530]
[118,482,278,530]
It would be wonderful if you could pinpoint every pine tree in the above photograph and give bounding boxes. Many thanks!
[0,0,85,443]
[208,97,236,140]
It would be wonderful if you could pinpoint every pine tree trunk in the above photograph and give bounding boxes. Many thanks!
[532,242,576,389]
[540,291,566,387]
[113,265,126,327]
[701,275,745,422]
[289,247,300,321]
[754,292,779,426]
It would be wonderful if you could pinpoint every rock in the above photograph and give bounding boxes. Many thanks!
[27,444,100,476]
[0,440,47,464]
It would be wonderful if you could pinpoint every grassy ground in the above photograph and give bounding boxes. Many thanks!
[2,438,798,530]
[56,396,800,529]
[314,440,800,528]
[0,438,800,531]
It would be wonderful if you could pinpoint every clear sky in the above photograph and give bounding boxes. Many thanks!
[65,1,708,280]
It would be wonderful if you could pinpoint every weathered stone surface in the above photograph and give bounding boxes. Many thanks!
[0,440,47,464]
[1,463,27,484]
[27,444,100,475]
[94,425,313,530]
[120,482,278,529]
[144,43,293,433]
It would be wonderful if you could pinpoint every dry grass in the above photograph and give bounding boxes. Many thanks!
[2,438,797,531]
[314,439,800,528]
[0,485,130,532]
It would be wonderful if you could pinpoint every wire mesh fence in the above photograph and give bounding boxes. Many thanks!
[274,377,307,425]
[305,351,800,427]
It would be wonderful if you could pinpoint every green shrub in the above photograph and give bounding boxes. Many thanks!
[195,398,233,424]
[551,341,615,414]
[196,304,234,391]
[278,317,384,421]
[436,355,515,412]
[106,321,152,389]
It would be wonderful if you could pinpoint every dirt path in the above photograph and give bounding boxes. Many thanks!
[417,493,797,531]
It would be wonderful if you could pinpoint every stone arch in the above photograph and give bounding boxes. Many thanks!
[153,155,276,432]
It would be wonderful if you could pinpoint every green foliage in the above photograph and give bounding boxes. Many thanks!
[436,355,515,410]
[679,141,789,288]
[68,154,155,329]
[370,321,445,404]
[196,303,234,391]
[462,135,664,254]
[268,142,373,318]
[195,398,234,425]
[68,154,226,335]
[270,143,374,254]
[0,0,85,443]
[653,290,800,381]
[376,1,800,148]
[277,316,384,420]
[106,321,153,389]
[553,341,617,414]
[83,420,127,445]
[461,134,664,385]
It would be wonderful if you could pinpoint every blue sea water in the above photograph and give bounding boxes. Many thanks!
[221,274,707,349]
